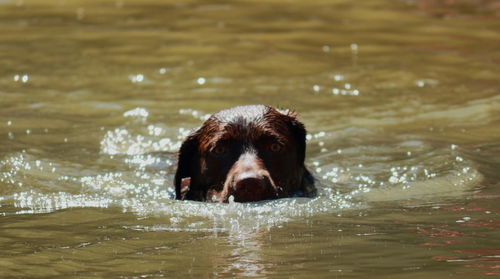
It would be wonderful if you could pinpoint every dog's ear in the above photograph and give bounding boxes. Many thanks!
[285,111,307,165]
[174,132,200,200]
[301,168,316,197]
[284,111,316,197]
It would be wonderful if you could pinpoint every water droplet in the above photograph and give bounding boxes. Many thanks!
[129,74,144,83]
[197,77,206,85]
[123,107,149,119]
[333,75,344,81]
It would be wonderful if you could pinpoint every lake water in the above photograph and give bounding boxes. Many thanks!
[1,0,499,278]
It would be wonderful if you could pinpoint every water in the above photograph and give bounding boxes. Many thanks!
[1,0,499,277]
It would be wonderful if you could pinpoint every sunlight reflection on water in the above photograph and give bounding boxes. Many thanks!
[0,108,484,234]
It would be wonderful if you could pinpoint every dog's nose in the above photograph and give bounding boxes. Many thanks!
[227,152,277,202]
[232,167,277,202]
[233,176,268,202]
[235,174,265,190]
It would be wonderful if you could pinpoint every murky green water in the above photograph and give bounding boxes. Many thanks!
[1,0,499,277]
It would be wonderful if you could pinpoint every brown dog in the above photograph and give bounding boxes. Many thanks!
[174,105,315,202]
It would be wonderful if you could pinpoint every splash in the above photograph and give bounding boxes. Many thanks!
[0,109,485,233]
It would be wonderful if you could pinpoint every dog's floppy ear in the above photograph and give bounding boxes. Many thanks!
[174,132,200,200]
[285,111,307,165]
[284,111,316,197]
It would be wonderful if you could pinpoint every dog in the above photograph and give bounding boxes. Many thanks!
[174,105,315,202]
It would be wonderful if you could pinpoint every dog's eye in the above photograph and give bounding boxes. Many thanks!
[269,143,284,153]
[212,145,228,155]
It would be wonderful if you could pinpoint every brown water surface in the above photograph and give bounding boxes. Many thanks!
[1,0,499,278]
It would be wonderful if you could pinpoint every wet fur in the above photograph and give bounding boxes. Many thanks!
[174,105,315,202]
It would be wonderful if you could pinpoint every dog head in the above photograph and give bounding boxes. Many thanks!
[174,105,315,202]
